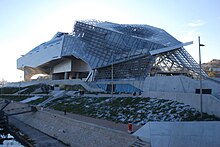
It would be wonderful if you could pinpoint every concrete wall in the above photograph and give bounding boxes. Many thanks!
[53,59,72,73]
[138,75,220,117]
[142,91,220,118]
[142,76,220,95]
[133,122,220,147]
[72,57,91,72]
[5,102,136,147]
[98,76,220,96]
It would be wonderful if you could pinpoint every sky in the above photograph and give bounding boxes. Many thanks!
[0,0,219,82]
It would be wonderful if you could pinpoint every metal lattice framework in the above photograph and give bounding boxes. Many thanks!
[62,20,207,80]
[18,19,207,81]
[153,47,207,77]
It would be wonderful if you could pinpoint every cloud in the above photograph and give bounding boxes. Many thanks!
[187,20,205,27]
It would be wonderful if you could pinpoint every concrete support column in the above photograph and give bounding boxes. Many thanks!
[76,73,79,79]
[64,72,68,80]
[69,73,72,79]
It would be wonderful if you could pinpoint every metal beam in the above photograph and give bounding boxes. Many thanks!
[149,41,193,55]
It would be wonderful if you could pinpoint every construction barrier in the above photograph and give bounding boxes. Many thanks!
[128,123,133,134]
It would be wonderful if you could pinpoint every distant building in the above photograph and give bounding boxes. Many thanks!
[17,20,207,81]
[202,59,220,78]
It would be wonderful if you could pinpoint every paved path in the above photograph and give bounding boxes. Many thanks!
[43,108,141,133]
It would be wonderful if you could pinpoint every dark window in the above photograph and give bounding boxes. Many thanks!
[195,89,212,94]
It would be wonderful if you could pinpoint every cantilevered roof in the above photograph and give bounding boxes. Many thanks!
[150,41,193,55]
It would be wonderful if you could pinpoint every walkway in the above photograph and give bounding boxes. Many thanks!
[43,107,141,133]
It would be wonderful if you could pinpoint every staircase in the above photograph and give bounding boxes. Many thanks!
[38,90,66,107]
[129,137,150,147]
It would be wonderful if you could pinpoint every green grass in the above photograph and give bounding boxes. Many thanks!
[0,95,30,102]
[0,87,20,94]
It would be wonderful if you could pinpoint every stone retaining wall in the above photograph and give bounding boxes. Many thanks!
[5,102,136,147]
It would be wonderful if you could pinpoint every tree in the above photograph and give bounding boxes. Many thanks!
[208,71,215,77]
[0,79,7,87]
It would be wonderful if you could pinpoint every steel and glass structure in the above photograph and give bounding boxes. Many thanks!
[17,20,207,81]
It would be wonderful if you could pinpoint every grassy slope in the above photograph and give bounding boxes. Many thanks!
[46,96,219,125]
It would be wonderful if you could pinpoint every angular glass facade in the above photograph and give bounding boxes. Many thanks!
[17,20,207,81]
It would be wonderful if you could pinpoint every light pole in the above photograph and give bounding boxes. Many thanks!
[111,55,114,101]
[19,75,22,99]
[198,36,205,118]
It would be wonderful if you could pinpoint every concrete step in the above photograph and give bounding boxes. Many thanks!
[130,137,150,147]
